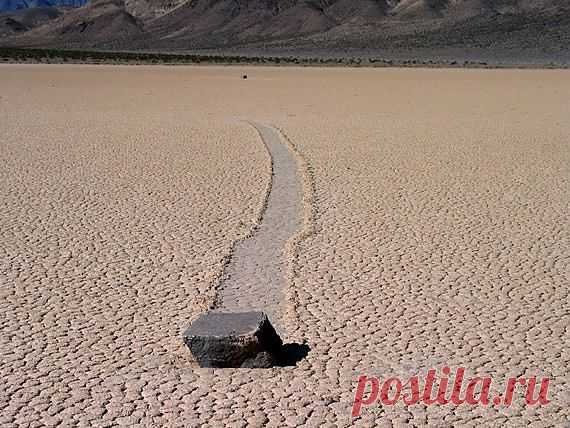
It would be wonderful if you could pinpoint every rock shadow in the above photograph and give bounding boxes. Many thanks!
[275,343,310,367]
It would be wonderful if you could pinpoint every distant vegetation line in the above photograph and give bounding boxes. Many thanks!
[0,47,567,69]
[0,47,371,64]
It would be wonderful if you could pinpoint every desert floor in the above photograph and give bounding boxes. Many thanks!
[0,64,569,427]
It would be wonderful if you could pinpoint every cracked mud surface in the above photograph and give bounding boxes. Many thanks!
[218,122,302,336]
[1,65,569,427]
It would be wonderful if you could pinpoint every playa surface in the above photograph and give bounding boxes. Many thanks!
[1,64,569,426]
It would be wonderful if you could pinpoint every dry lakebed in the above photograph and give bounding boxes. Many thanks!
[0,64,569,427]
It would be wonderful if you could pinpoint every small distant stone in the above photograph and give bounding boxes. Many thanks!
[242,74,248,79]
[183,311,282,368]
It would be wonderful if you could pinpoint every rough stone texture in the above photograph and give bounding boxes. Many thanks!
[183,312,282,368]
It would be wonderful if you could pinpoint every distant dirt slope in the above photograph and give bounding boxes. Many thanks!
[3,0,143,48]
[0,7,62,37]
[1,0,569,64]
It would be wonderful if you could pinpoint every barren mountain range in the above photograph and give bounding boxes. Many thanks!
[1,0,569,65]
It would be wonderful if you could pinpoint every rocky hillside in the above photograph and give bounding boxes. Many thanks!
[1,0,569,65]
[0,0,86,11]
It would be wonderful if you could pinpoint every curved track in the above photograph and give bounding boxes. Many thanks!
[217,122,303,335]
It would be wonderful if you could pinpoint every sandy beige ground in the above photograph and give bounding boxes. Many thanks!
[0,65,569,427]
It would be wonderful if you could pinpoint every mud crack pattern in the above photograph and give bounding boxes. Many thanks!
[1,65,569,427]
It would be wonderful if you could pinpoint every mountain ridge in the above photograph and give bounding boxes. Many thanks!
[0,0,86,11]
[1,0,569,65]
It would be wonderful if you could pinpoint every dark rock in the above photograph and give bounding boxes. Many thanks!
[242,74,248,79]
[183,311,282,368]
[240,351,274,369]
